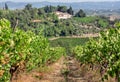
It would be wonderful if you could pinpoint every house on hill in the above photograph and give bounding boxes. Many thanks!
[55,11,72,19]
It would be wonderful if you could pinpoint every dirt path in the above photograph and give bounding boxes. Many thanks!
[63,56,86,82]
[11,56,88,82]
[39,56,101,82]
[65,56,101,82]
[49,33,99,41]
[39,56,66,82]
[40,56,101,82]
[12,57,66,82]
[12,56,115,82]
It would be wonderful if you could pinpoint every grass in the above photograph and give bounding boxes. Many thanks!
[49,38,90,55]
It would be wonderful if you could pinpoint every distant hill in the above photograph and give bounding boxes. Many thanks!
[0,1,120,10]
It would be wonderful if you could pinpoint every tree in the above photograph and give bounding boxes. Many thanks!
[67,6,74,15]
[25,4,32,10]
[44,6,49,13]
[43,5,57,13]
[5,3,8,10]
[38,8,45,15]
[49,5,56,12]
[75,9,86,17]
[57,6,67,12]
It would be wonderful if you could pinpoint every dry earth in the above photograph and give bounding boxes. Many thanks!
[12,56,115,82]
[49,33,99,41]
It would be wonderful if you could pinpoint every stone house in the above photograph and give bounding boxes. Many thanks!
[55,11,72,19]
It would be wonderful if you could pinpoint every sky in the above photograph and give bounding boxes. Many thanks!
[0,0,120,2]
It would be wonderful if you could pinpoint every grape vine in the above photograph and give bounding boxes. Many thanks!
[0,19,65,82]
[73,24,120,81]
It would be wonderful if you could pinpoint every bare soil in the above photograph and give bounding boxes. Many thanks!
[12,56,66,82]
[49,33,99,41]
[11,56,115,82]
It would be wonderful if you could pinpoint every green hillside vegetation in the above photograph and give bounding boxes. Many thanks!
[73,16,109,28]
[0,4,111,37]
[49,38,90,54]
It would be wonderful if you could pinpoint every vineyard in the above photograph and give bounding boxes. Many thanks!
[73,23,120,82]
[49,37,90,55]
[0,18,120,82]
[0,19,65,82]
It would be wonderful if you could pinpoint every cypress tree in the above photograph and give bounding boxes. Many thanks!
[5,3,9,10]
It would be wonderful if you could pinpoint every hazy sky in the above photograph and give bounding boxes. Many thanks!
[0,0,120,2]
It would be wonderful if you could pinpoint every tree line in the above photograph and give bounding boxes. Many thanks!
[2,3,86,17]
